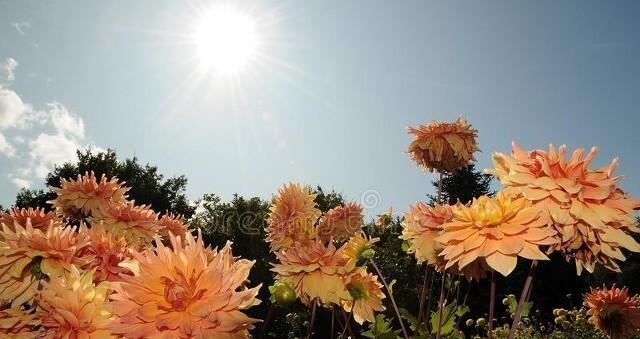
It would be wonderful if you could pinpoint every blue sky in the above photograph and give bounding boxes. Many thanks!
[1,1,639,218]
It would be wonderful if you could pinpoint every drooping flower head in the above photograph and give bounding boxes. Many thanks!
[266,183,321,251]
[317,202,364,242]
[487,143,640,274]
[407,117,480,173]
[0,304,39,338]
[339,232,379,264]
[401,202,453,266]
[0,207,59,232]
[435,193,557,277]
[37,265,114,338]
[583,285,640,338]
[341,268,386,324]
[49,172,129,218]
[93,201,160,246]
[272,240,356,306]
[109,232,261,338]
[0,221,89,307]
[158,213,189,241]
[79,222,135,282]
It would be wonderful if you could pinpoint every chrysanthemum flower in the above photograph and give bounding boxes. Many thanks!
[583,285,640,338]
[158,213,189,240]
[341,268,386,324]
[487,143,640,274]
[339,232,379,264]
[0,304,39,338]
[37,265,114,338]
[407,117,480,173]
[317,202,364,242]
[266,183,321,251]
[93,201,160,245]
[79,222,135,282]
[401,202,453,266]
[0,207,59,231]
[0,222,89,307]
[435,193,557,276]
[49,172,129,218]
[109,232,261,338]
[272,241,355,306]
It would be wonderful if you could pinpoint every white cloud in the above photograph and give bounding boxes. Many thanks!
[29,133,81,177]
[10,177,31,189]
[48,102,85,138]
[0,133,15,157]
[11,22,30,35]
[2,58,18,81]
[0,86,30,129]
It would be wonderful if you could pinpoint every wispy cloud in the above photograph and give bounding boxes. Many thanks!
[1,58,18,81]
[11,22,30,35]
[0,57,102,189]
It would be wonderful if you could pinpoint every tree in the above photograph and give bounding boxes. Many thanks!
[427,164,494,205]
[14,149,195,218]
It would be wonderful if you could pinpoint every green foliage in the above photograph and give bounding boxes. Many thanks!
[15,149,194,218]
[428,302,469,335]
[428,164,494,205]
[362,314,401,339]
[504,294,533,318]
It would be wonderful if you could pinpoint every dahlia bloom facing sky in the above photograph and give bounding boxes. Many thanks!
[79,222,135,282]
[92,201,160,246]
[407,117,480,173]
[401,202,453,267]
[49,172,129,218]
[266,183,321,251]
[109,232,261,338]
[435,193,557,277]
[0,207,59,232]
[488,143,640,274]
[583,285,640,338]
[317,202,364,242]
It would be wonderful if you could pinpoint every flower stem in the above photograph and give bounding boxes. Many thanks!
[417,264,429,329]
[435,272,447,339]
[488,271,496,339]
[260,304,276,339]
[307,298,318,339]
[340,309,353,338]
[331,307,335,339]
[508,260,538,339]
[371,260,410,339]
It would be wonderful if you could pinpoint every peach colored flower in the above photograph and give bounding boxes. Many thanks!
[49,172,129,218]
[79,222,135,282]
[407,117,480,173]
[317,202,364,242]
[158,213,189,240]
[0,207,59,232]
[93,201,160,246]
[0,221,89,307]
[109,232,261,338]
[339,232,379,264]
[401,202,453,266]
[266,183,321,251]
[0,305,39,338]
[435,193,557,276]
[37,265,115,338]
[488,143,640,274]
[272,241,356,306]
[584,285,640,338]
[374,207,393,229]
[341,268,386,324]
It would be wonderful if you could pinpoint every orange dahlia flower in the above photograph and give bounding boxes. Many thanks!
[341,268,386,324]
[374,207,393,229]
[37,265,114,338]
[0,207,59,231]
[401,202,453,266]
[109,232,261,338]
[266,183,321,251]
[488,143,640,274]
[584,285,640,338]
[49,172,129,218]
[317,202,364,242]
[158,213,189,240]
[0,222,89,307]
[272,241,356,306]
[339,232,379,264]
[0,305,39,338]
[79,222,135,282]
[435,193,557,277]
[93,201,160,245]
[407,117,480,173]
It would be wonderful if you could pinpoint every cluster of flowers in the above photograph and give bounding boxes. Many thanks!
[0,172,260,338]
[403,118,640,280]
[265,183,385,324]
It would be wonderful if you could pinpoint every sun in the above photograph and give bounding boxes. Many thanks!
[194,7,259,75]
